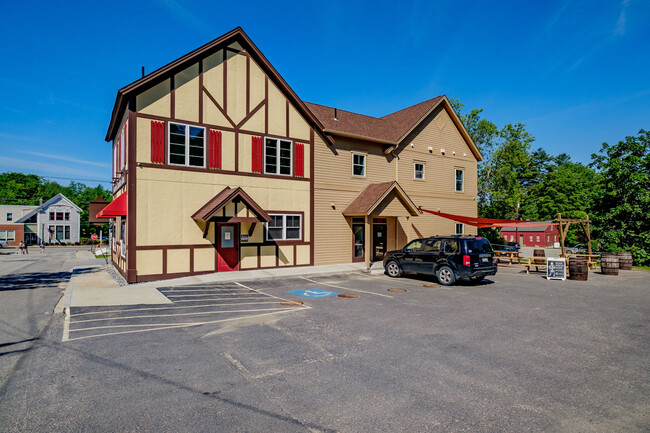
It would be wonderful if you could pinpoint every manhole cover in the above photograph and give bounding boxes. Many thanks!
[337,294,359,299]
[280,300,304,306]
[423,283,440,288]
[388,288,407,292]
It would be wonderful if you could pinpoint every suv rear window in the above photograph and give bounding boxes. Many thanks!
[466,238,493,253]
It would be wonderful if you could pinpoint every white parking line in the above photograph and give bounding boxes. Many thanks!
[234,282,291,301]
[65,309,305,342]
[299,277,394,298]
[70,307,305,324]
[164,292,263,297]
[171,296,269,302]
[70,301,281,317]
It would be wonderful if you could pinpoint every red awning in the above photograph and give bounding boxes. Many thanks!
[96,193,127,218]
[419,208,557,228]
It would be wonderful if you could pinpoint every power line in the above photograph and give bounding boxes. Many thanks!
[38,175,111,184]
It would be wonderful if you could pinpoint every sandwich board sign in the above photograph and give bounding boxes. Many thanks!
[547,258,566,281]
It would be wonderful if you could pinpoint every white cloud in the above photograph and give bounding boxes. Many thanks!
[19,150,110,168]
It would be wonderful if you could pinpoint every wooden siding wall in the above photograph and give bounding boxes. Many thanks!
[313,105,479,265]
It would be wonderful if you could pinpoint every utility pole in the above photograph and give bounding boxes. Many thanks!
[515,202,520,246]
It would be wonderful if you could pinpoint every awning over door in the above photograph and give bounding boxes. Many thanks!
[192,187,271,224]
[96,193,127,219]
[343,181,420,217]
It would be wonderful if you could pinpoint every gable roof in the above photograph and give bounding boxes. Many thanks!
[305,96,482,161]
[16,193,81,223]
[343,181,420,216]
[105,27,332,145]
[501,222,555,232]
[192,187,271,223]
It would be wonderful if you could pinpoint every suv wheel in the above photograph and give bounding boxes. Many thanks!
[385,260,402,278]
[436,265,456,286]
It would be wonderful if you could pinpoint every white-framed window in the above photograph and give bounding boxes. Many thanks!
[6,213,12,222]
[352,153,366,177]
[536,235,540,242]
[455,223,464,235]
[266,214,301,241]
[120,218,127,257]
[0,230,15,241]
[49,225,70,241]
[529,235,533,242]
[510,235,514,241]
[455,168,464,192]
[264,137,292,176]
[414,162,425,180]
[169,122,206,167]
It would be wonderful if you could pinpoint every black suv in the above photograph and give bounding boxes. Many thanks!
[383,235,497,285]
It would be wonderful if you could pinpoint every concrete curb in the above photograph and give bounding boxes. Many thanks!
[63,268,75,317]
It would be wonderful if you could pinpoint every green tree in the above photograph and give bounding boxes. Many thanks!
[591,130,650,265]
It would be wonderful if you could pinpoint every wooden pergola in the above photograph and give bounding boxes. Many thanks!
[556,213,592,257]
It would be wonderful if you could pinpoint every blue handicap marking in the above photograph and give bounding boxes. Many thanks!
[288,288,340,299]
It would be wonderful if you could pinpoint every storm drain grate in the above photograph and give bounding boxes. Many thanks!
[423,283,441,288]
[280,300,304,306]
[337,294,359,299]
[388,288,407,292]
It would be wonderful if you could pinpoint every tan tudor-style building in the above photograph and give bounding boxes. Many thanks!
[103,27,482,283]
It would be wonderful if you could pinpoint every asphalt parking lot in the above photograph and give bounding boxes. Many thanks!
[1,266,649,432]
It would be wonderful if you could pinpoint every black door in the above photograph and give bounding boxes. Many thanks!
[400,239,424,272]
[372,224,387,261]
[414,239,443,274]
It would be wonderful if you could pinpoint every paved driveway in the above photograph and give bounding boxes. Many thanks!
[1,267,648,432]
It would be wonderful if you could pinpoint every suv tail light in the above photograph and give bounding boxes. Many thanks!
[463,255,471,266]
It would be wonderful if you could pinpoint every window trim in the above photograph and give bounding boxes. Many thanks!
[414,162,425,180]
[265,213,302,241]
[263,137,293,176]
[168,122,207,168]
[455,223,464,235]
[352,152,366,178]
[6,212,12,222]
[120,218,127,258]
[455,168,464,192]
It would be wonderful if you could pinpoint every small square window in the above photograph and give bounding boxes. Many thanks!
[414,163,424,180]
[352,153,366,177]
[6,213,12,222]
[455,223,464,235]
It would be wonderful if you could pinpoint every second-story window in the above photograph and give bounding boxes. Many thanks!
[455,169,464,192]
[352,153,366,177]
[49,211,55,220]
[169,122,205,167]
[414,162,425,180]
[265,138,292,175]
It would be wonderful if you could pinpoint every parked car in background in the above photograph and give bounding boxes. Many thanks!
[383,235,497,286]
[566,244,587,254]
[0,240,7,248]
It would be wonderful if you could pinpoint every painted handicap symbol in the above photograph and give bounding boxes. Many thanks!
[288,288,340,298]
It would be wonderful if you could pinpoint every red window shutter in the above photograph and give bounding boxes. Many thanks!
[294,142,304,177]
[252,136,263,173]
[209,130,222,169]
[150,121,165,163]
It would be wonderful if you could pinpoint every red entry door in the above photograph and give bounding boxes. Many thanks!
[217,224,239,272]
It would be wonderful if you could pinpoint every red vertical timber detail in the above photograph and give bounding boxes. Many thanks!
[216,130,222,169]
[252,136,262,173]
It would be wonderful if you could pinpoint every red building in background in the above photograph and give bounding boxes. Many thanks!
[500,222,558,248]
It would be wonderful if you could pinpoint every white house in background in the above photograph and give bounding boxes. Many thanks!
[12,193,82,244]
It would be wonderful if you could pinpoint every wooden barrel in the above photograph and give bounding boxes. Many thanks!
[569,256,588,281]
[601,254,619,275]
[533,249,546,265]
[617,252,633,270]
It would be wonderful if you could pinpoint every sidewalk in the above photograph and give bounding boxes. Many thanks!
[65,251,385,309]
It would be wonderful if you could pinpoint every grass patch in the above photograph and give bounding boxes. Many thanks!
[632,265,650,271]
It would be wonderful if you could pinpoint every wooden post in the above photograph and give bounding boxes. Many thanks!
[586,216,592,256]
[557,213,566,257]
[364,215,371,269]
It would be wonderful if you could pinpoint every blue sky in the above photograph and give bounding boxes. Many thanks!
[0,0,648,187]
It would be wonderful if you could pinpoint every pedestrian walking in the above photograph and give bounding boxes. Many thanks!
[40,242,45,254]
[24,242,28,254]
[18,241,24,254]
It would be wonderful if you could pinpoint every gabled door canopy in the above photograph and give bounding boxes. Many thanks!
[192,187,271,224]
